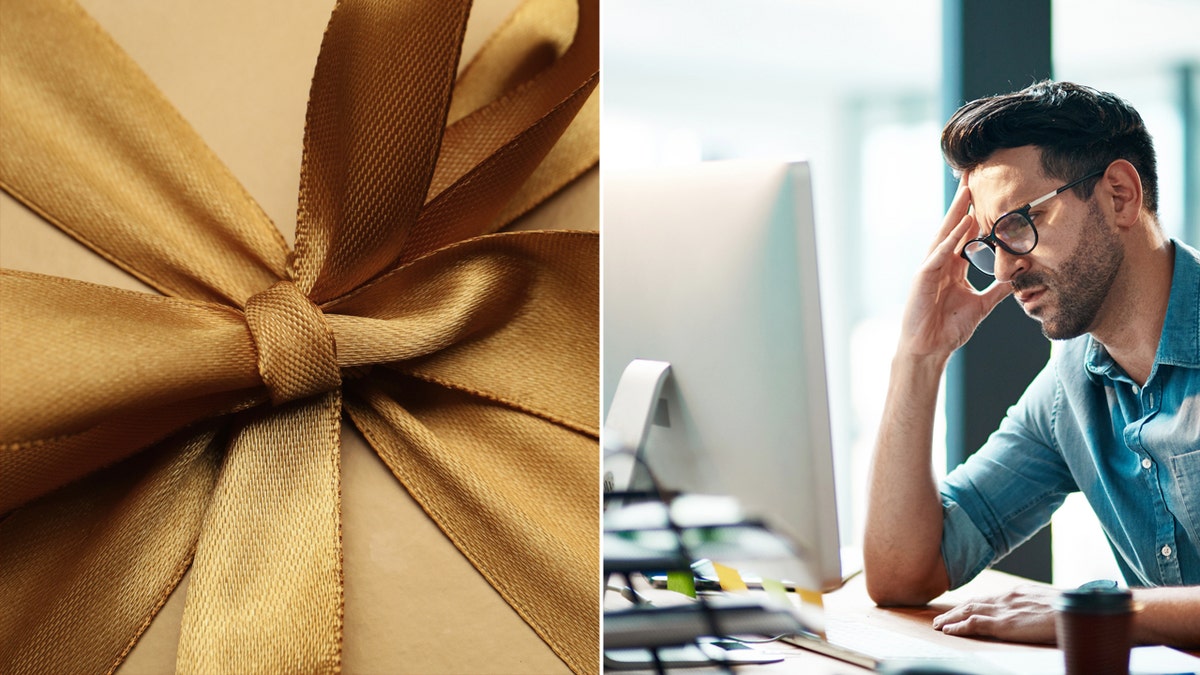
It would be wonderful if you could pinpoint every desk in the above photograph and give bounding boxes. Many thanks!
[606,569,1061,674]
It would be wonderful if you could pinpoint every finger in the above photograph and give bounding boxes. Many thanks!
[953,211,980,258]
[931,600,981,629]
[931,595,1006,628]
[979,279,1014,310]
[928,176,973,255]
[946,173,971,224]
[926,210,977,267]
[931,611,952,630]
[939,614,998,638]
[954,211,980,253]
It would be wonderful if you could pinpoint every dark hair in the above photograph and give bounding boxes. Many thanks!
[941,80,1158,215]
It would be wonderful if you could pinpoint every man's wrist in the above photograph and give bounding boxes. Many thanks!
[1129,586,1200,647]
[892,345,952,379]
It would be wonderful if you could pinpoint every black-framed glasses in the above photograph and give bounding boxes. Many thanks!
[959,168,1106,275]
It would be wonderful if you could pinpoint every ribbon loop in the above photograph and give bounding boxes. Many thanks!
[245,281,340,404]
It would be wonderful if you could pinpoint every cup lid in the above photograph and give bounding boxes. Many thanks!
[1054,585,1135,614]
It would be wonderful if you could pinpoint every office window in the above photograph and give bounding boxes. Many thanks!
[603,0,944,549]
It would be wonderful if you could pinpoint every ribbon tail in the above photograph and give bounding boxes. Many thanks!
[0,425,225,675]
[345,379,598,675]
[177,391,343,675]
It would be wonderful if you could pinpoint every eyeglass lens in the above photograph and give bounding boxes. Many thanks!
[962,240,996,274]
[963,212,1037,275]
[994,212,1037,254]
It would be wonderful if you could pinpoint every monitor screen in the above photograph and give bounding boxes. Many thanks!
[602,159,842,591]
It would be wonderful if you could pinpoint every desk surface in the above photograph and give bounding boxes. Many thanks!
[606,569,1064,674]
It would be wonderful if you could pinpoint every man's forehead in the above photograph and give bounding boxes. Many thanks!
[968,147,1049,214]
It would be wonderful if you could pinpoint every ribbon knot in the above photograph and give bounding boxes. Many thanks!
[244,280,341,405]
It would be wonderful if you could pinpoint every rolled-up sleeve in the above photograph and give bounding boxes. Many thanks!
[940,494,997,589]
[938,360,1077,589]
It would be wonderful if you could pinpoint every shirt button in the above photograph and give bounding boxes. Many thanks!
[1142,458,1153,469]
[1132,384,1140,395]
[1162,545,1172,557]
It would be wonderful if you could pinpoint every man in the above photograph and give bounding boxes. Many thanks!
[864,80,1200,647]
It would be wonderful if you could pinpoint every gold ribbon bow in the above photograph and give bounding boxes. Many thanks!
[0,0,598,673]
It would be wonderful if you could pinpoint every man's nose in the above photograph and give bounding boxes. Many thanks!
[993,246,1028,283]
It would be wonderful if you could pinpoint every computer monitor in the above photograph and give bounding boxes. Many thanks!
[602,159,842,592]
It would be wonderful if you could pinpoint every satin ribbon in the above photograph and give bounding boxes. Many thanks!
[0,0,598,673]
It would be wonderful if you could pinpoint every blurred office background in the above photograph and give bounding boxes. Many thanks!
[602,0,1200,586]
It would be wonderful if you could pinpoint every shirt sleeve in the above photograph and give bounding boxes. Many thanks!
[939,357,1079,589]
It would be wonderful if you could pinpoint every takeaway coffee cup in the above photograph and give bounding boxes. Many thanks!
[1054,583,1139,675]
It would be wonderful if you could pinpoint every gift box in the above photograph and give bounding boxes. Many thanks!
[0,0,598,673]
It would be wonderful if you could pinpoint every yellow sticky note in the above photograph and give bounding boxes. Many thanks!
[712,562,749,592]
[795,587,827,638]
[796,588,824,609]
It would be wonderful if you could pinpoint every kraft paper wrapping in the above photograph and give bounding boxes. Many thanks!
[0,0,599,673]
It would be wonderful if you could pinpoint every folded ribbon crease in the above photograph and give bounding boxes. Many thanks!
[0,0,599,673]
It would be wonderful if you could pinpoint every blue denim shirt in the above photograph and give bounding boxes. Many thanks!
[940,239,1200,589]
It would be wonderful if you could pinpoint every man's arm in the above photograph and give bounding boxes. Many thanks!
[863,176,1011,606]
[864,351,951,604]
[932,584,1200,648]
[1133,587,1200,647]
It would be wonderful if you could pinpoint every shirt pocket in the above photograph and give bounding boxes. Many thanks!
[1170,448,1200,542]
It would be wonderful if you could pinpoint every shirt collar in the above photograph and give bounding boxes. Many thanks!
[1154,239,1200,368]
[1084,238,1200,382]
[1083,338,1117,383]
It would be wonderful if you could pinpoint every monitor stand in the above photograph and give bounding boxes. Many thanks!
[603,359,672,458]
[602,359,672,503]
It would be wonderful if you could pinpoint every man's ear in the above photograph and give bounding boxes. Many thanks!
[1102,159,1143,228]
